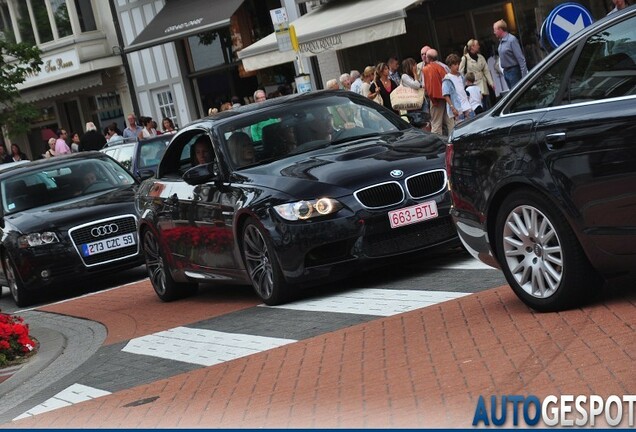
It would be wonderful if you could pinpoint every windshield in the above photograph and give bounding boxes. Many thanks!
[1,157,135,214]
[219,95,405,169]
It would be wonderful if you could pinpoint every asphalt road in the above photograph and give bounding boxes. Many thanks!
[0,247,505,314]
[0,265,149,314]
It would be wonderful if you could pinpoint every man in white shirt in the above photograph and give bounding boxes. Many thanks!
[123,114,143,139]
[349,70,363,94]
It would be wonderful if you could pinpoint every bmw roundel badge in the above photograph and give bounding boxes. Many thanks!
[390,169,404,178]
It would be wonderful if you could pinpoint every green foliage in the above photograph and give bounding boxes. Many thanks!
[0,37,42,138]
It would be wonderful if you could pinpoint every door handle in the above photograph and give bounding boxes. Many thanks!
[545,132,566,150]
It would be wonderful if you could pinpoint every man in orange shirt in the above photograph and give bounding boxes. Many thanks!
[422,49,454,136]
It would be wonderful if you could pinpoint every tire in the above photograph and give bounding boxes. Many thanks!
[4,254,35,307]
[241,218,289,305]
[494,190,601,312]
[142,228,197,301]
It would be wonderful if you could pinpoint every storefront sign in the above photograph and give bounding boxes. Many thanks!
[165,18,203,34]
[21,49,80,86]
[299,35,342,54]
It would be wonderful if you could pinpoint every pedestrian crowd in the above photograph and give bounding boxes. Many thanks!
[314,17,534,137]
[0,112,180,164]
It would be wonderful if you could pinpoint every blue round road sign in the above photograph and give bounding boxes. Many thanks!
[544,2,594,49]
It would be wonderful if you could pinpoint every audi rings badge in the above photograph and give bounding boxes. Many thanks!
[91,223,119,238]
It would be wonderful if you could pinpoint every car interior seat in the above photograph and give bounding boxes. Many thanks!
[5,179,28,212]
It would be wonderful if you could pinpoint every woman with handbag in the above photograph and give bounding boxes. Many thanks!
[399,57,429,130]
[368,62,397,113]
[458,39,495,110]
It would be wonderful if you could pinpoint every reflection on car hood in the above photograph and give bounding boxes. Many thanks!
[243,129,446,194]
[5,186,137,234]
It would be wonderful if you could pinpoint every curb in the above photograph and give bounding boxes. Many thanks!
[0,326,65,397]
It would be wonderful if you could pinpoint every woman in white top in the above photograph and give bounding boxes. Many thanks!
[400,57,429,130]
[459,39,495,109]
[138,117,157,139]
[44,138,57,158]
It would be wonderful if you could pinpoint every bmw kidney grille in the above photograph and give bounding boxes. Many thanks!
[354,170,447,209]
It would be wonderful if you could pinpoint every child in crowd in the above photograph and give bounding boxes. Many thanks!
[464,72,484,115]
[442,54,474,126]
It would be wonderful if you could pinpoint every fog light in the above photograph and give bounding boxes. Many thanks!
[41,269,51,278]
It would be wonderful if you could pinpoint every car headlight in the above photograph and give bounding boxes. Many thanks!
[274,198,342,221]
[18,232,60,248]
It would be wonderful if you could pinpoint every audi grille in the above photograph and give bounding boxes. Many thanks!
[68,215,139,266]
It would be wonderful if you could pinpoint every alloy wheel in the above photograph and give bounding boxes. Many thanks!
[502,204,564,299]
[243,224,274,299]
[143,230,167,296]
[4,256,19,302]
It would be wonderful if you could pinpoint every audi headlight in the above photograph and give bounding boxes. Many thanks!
[274,198,342,221]
[18,232,60,248]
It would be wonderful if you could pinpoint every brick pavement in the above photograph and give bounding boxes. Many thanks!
[6,282,635,428]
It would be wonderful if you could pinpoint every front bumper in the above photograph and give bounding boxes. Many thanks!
[8,242,144,293]
[450,210,500,270]
[269,193,458,284]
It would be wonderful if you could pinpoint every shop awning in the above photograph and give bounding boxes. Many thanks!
[20,73,103,103]
[125,0,244,53]
[238,0,424,71]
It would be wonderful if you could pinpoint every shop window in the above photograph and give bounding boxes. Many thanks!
[16,1,36,44]
[156,90,177,126]
[95,92,124,130]
[51,0,72,37]
[74,0,95,32]
[32,0,53,42]
[11,0,76,44]
[0,1,16,42]
[188,32,227,72]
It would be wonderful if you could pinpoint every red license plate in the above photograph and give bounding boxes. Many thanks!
[388,201,438,229]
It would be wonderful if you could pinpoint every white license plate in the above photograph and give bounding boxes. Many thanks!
[388,200,438,229]
[81,233,136,257]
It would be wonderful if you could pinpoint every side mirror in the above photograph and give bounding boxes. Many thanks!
[183,162,220,186]
[137,169,156,181]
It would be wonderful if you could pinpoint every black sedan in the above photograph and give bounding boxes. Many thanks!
[136,90,457,305]
[448,7,636,312]
[0,153,143,306]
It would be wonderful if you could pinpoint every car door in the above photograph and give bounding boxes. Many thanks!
[156,131,239,273]
[533,13,636,256]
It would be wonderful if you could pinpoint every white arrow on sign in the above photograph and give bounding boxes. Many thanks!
[553,13,585,39]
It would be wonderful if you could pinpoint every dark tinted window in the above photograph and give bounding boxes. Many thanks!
[508,50,574,113]
[568,15,636,103]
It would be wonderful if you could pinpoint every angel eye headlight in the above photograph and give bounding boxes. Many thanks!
[274,198,342,221]
[294,201,313,220]
[314,198,335,215]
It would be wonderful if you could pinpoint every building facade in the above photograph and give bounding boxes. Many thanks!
[113,0,304,130]
[241,0,621,90]
[1,0,134,159]
[110,0,629,136]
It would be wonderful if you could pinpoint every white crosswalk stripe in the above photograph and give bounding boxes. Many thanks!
[261,288,468,316]
[14,384,111,421]
[122,327,297,366]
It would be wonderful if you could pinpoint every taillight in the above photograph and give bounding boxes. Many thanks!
[445,143,454,188]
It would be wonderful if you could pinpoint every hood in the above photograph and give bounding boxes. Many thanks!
[240,129,446,197]
[5,186,137,234]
